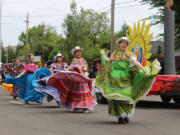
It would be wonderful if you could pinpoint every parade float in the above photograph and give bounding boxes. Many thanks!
[95,20,180,104]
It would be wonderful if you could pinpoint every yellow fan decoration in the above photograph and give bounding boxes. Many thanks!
[2,83,13,93]
[126,19,153,67]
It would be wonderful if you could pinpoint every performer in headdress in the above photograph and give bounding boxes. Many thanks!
[96,37,161,124]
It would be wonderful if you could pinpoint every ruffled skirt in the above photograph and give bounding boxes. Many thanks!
[5,74,45,103]
[47,72,97,111]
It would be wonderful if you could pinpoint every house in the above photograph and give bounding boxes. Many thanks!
[4,46,17,52]
[150,41,164,54]
[14,55,41,65]
[150,41,180,73]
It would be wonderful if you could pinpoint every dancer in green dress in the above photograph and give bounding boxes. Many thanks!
[96,37,161,124]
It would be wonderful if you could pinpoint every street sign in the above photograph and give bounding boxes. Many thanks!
[34,56,41,62]
[38,62,43,67]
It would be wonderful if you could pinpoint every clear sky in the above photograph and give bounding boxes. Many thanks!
[2,0,163,46]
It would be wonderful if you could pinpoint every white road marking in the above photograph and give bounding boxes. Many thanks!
[9,100,23,105]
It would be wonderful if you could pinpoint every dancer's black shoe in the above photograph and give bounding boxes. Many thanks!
[25,101,29,104]
[56,101,62,108]
[13,95,17,100]
[124,117,130,124]
[118,117,126,124]
[47,95,53,102]
[37,100,42,105]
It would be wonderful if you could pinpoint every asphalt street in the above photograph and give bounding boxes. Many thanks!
[0,86,180,135]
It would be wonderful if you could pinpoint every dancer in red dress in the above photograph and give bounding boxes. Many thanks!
[47,46,97,112]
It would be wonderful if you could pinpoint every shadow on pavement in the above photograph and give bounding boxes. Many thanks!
[22,100,180,110]
[25,105,61,109]
[136,100,180,109]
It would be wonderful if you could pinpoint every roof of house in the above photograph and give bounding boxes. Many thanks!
[4,46,17,52]
[149,41,180,56]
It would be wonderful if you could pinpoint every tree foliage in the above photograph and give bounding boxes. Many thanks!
[17,24,63,62]
[1,46,16,63]
[14,2,130,67]
[138,0,180,49]
[62,1,110,64]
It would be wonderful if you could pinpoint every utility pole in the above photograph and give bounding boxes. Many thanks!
[110,0,115,54]
[164,0,175,74]
[25,12,29,64]
[0,0,2,63]
[42,24,45,62]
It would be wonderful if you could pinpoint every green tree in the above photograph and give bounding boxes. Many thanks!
[138,0,180,49]
[149,45,163,61]
[8,47,16,62]
[17,24,63,62]
[157,45,162,56]
[1,47,6,63]
[1,46,16,63]
[114,23,129,40]
[62,1,110,63]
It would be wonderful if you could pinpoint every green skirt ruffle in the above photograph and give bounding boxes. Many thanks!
[95,49,160,117]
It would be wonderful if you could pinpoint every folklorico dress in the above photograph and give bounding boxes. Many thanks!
[5,64,45,103]
[68,58,96,110]
[2,63,24,77]
[51,62,67,73]
[47,58,97,111]
[70,58,88,75]
[35,63,68,103]
[2,63,24,97]
[96,49,161,118]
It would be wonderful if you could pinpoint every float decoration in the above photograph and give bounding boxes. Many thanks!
[126,19,153,67]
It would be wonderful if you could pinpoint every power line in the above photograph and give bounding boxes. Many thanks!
[100,0,135,12]
[2,16,25,18]
[2,0,26,5]
[2,14,66,18]
[116,0,136,6]
[3,0,59,5]
[30,15,66,17]
[3,0,67,13]
[105,4,143,14]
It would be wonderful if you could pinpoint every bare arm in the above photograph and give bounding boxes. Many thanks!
[77,67,84,75]
[64,63,69,71]
[131,59,147,73]
[16,71,25,78]
[106,53,114,62]
[106,57,112,62]
[50,66,54,74]
[65,66,69,71]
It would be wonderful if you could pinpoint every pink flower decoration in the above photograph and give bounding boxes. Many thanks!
[122,56,127,59]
